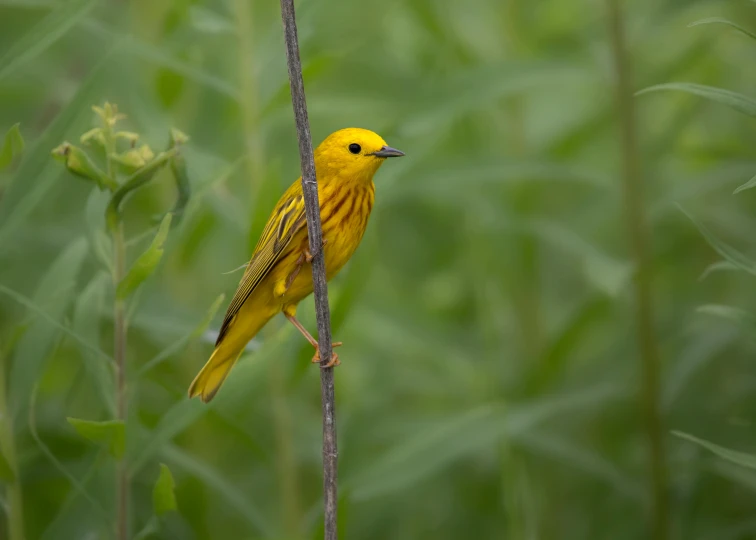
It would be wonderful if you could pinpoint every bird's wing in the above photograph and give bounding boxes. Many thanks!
[215,188,307,344]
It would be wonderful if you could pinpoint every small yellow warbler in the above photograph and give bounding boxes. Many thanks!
[189,128,404,402]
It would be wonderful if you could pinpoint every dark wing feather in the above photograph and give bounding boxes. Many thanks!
[215,191,306,344]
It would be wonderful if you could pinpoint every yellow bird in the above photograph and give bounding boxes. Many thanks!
[189,128,404,402]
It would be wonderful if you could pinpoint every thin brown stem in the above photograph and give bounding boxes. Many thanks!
[606,1,668,539]
[279,0,338,538]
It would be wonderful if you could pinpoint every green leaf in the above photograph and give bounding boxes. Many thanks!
[678,205,756,276]
[9,238,89,418]
[117,213,172,300]
[0,123,24,170]
[637,83,756,118]
[689,17,756,42]
[0,0,97,80]
[734,172,756,194]
[152,463,177,516]
[674,431,756,470]
[0,449,15,482]
[67,418,125,459]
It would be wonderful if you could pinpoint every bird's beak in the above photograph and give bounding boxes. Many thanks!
[369,145,405,158]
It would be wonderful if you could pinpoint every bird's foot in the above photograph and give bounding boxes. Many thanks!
[305,239,329,263]
[311,341,342,368]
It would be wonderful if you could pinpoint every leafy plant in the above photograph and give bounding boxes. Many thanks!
[639,9,756,482]
[49,102,188,540]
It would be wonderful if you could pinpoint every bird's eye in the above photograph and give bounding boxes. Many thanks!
[348,143,361,154]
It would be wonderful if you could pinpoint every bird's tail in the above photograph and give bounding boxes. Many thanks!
[188,340,244,403]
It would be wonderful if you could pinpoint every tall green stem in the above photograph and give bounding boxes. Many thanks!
[499,2,540,538]
[103,115,129,540]
[113,223,128,540]
[503,0,541,362]
[234,0,266,252]
[606,2,668,539]
[0,348,24,540]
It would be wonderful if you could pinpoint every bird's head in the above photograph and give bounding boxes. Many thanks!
[314,127,404,182]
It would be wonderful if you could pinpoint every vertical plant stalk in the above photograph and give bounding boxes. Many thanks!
[113,223,128,540]
[279,1,338,538]
[606,2,668,539]
[503,0,542,364]
[0,348,24,540]
[103,120,129,540]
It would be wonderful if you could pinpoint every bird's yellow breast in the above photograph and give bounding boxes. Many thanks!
[267,179,375,310]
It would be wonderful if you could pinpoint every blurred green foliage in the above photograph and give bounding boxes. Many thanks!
[3,0,756,539]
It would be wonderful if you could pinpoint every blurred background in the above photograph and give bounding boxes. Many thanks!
[2,0,756,538]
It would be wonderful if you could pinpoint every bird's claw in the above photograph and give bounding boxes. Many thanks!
[305,239,329,263]
[311,341,342,368]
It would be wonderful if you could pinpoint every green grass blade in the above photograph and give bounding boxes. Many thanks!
[696,304,756,336]
[8,238,88,419]
[517,431,642,499]
[72,273,116,414]
[637,83,756,118]
[0,123,24,170]
[161,444,273,536]
[678,205,756,275]
[129,399,207,475]
[699,261,738,281]
[347,405,508,500]
[0,283,112,365]
[0,55,112,251]
[733,172,756,194]
[689,17,756,41]
[674,431,756,470]
[348,384,617,501]
[136,293,224,378]
[80,19,241,101]
[0,0,96,80]
[29,386,108,521]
